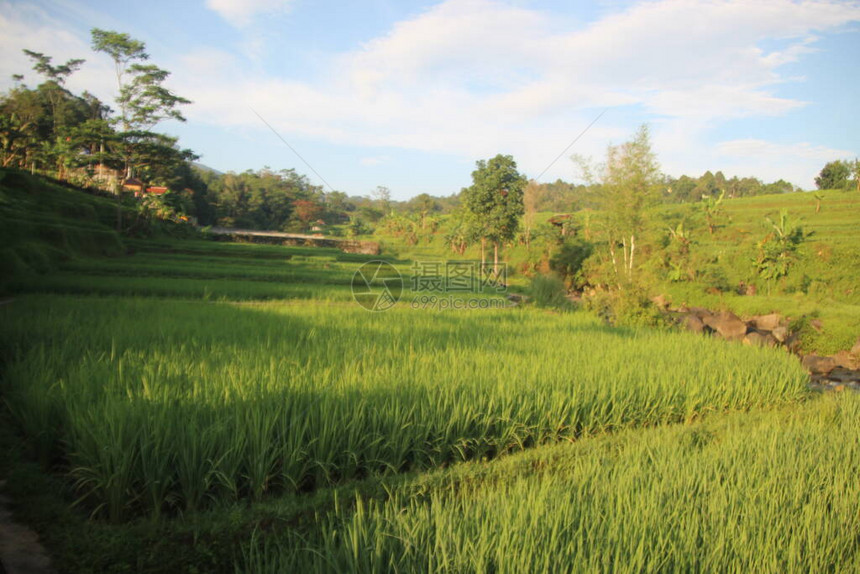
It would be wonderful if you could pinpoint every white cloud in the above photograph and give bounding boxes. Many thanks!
[0,4,116,100]
[205,0,294,27]
[176,0,860,184]
[2,0,858,189]
[360,156,391,166]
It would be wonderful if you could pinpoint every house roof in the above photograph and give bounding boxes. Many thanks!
[146,186,168,195]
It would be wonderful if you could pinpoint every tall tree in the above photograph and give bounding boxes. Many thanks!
[522,179,542,249]
[580,125,661,285]
[90,29,190,180]
[463,154,527,278]
[22,50,84,135]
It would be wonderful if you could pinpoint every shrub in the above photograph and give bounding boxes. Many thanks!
[549,238,593,289]
[528,273,570,309]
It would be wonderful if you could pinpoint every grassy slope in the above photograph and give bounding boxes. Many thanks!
[652,189,860,353]
[372,190,860,354]
[0,169,126,286]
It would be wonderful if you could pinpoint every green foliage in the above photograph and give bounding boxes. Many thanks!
[584,285,669,328]
[527,273,569,309]
[462,154,527,261]
[582,124,661,283]
[548,238,593,288]
[814,159,853,190]
[754,209,807,283]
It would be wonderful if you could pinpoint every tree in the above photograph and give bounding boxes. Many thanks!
[293,199,323,228]
[22,50,84,135]
[701,189,725,235]
[90,29,190,180]
[522,179,542,249]
[579,125,661,285]
[463,154,527,278]
[754,209,807,291]
[371,185,391,215]
[407,193,440,230]
[815,160,850,190]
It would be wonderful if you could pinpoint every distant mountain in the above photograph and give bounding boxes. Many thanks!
[192,162,224,176]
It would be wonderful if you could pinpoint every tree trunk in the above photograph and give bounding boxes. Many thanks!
[628,234,636,279]
[481,238,486,269]
[493,241,499,280]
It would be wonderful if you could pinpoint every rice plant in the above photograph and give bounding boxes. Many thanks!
[0,295,808,521]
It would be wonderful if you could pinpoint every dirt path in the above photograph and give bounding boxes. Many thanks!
[0,481,55,574]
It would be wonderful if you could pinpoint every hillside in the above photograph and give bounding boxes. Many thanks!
[0,169,125,287]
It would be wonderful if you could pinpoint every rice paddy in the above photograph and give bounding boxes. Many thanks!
[0,235,852,573]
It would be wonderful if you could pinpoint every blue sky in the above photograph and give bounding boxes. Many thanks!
[1,0,858,199]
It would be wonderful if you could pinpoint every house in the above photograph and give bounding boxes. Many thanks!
[311,219,327,232]
[122,178,144,193]
[146,186,168,195]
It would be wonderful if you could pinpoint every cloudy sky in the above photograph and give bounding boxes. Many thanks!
[1,0,858,199]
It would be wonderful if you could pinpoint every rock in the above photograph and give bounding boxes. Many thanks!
[688,307,712,320]
[703,311,747,341]
[682,314,706,334]
[744,331,777,347]
[784,334,802,354]
[810,318,823,332]
[802,355,837,375]
[751,313,783,332]
[833,351,859,370]
[651,294,670,310]
[771,326,790,343]
[826,367,860,384]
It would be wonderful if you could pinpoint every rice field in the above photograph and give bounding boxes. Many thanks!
[0,295,806,522]
[3,236,848,573]
[240,392,860,573]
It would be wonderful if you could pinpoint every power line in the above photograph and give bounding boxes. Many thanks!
[535,108,607,182]
[249,107,336,193]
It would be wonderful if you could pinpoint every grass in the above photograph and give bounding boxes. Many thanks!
[239,392,860,573]
[0,172,856,572]
[1,296,806,522]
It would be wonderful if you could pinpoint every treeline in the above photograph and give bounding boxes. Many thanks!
[528,170,800,213]
[1,32,850,238]
[0,31,197,198]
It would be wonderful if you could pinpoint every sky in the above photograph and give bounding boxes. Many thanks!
[1,0,858,200]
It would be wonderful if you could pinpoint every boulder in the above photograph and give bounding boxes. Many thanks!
[801,355,837,375]
[744,331,777,348]
[703,311,747,341]
[688,307,713,320]
[784,334,802,354]
[771,325,790,343]
[751,313,783,332]
[833,351,859,371]
[682,314,706,334]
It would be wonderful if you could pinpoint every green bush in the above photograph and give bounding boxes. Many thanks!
[528,273,570,309]
[549,238,593,289]
[585,285,668,328]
